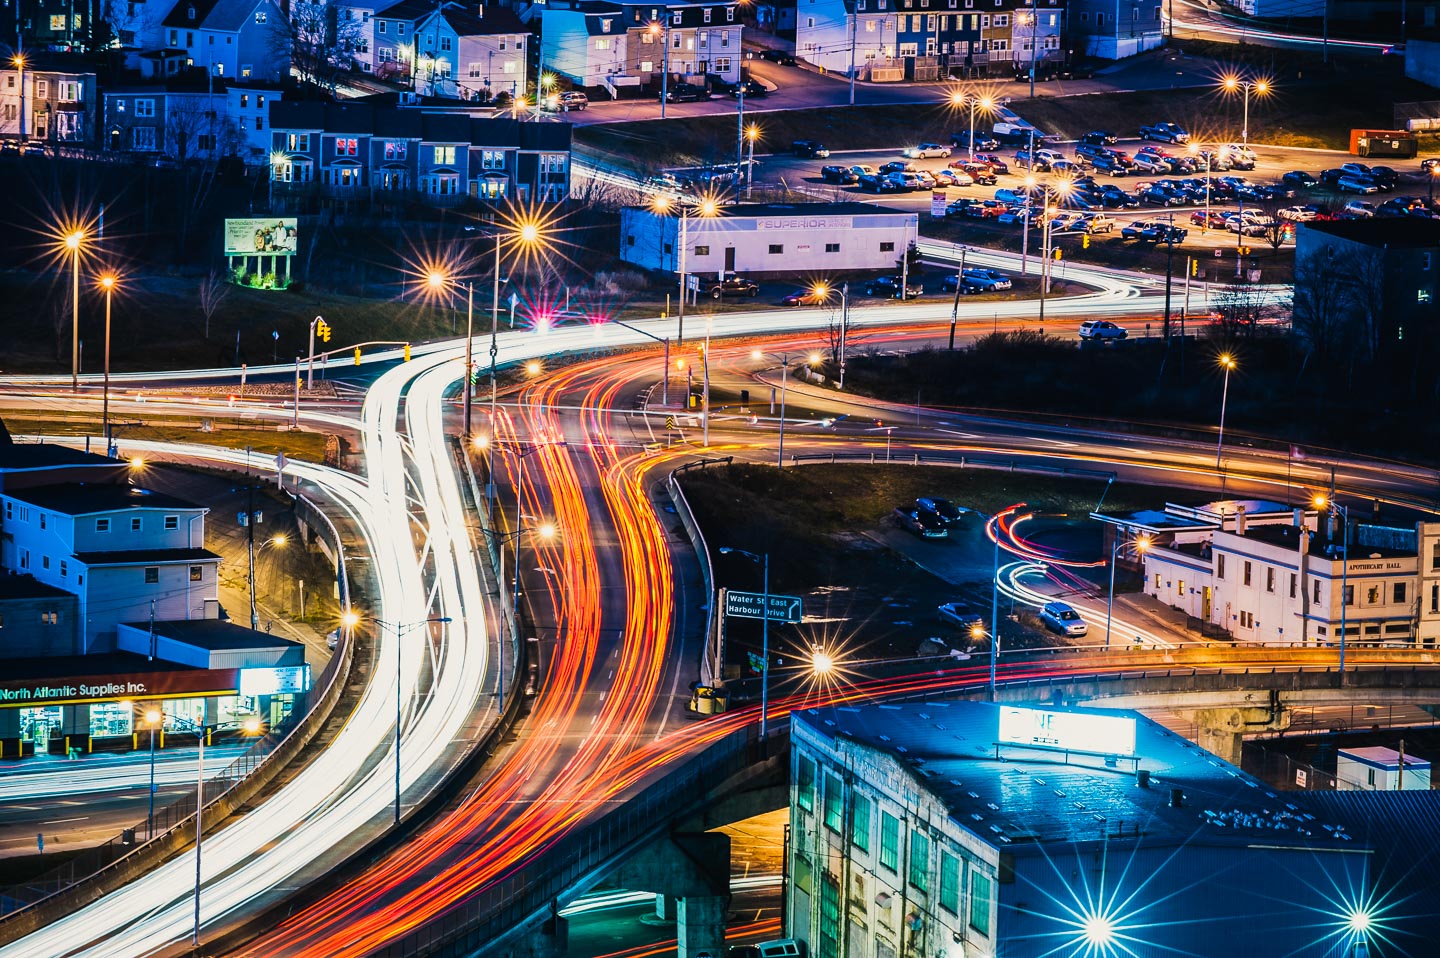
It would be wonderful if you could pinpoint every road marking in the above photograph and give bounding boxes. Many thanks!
[937,428,983,439]
[1024,436,1078,448]
[43,817,89,824]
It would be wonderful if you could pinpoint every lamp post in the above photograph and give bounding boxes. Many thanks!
[1025,9,1039,99]
[144,707,162,840]
[1104,534,1150,649]
[653,194,719,346]
[745,123,760,199]
[650,20,670,119]
[248,534,287,632]
[99,272,117,449]
[609,318,671,406]
[950,91,995,162]
[1314,496,1351,674]
[1188,143,1213,232]
[1214,353,1236,471]
[719,546,770,739]
[1038,180,1071,326]
[427,270,476,440]
[752,349,802,469]
[195,716,263,946]
[1222,74,1271,150]
[64,229,84,392]
[372,616,452,826]
[12,53,25,144]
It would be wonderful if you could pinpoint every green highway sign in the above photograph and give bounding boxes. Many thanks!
[725,591,802,623]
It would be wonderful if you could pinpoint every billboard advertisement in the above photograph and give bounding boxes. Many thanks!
[998,705,1137,758]
[225,218,299,256]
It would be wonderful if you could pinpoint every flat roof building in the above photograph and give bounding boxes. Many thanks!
[790,701,1371,957]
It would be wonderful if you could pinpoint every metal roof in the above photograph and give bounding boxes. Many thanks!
[6,483,203,516]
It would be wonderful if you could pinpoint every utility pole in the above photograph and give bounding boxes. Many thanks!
[735,82,745,188]
[1163,213,1176,340]
[848,13,858,105]
[948,247,968,349]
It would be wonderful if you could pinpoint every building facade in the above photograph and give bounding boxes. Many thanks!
[620,202,918,277]
[226,81,281,161]
[1066,0,1162,59]
[161,0,288,81]
[413,3,530,100]
[793,0,1061,81]
[373,0,431,80]
[0,59,98,148]
[791,702,1372,957]
[103,83,248,160]
[268,100,572,204]
[542,0,743,92]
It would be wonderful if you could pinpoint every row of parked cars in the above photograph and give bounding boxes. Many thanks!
[777,265,1014,306]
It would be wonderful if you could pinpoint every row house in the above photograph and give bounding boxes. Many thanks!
[102,81,259,160]
[542,1,743,92]
[161,0,288,81]
[413,4,530,100]
[0,58,97,147]
[795,0,1061,80]
[268,101,572,205]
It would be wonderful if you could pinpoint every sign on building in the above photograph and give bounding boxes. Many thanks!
[997,705,1137,758]
[931,190,948,218]
[239,664,312,697]
[725,590,802,623]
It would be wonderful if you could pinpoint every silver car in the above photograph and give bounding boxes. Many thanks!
[1039,601,1088,636]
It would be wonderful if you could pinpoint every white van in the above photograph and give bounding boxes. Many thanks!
[728,939,809,958]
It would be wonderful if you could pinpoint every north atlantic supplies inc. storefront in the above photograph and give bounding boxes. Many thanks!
[0,654,310,758]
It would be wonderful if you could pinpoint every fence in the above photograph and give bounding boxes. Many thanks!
[0,490,359,932]
[368,725,761,958]
[668,457,732,687]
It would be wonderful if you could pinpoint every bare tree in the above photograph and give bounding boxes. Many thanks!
[278,0,367,95]
[1291,251,1353,373]
[1343,246,1387,363]
[1253,188,1293,252]
[199,270,231,339]
[1210,279,1273,339]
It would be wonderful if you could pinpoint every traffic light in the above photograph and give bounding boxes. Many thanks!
[1239,245,1251,256]
[1082,234,1090,249]
[1053,248,1062,261]
[353,347,362,366]
[316,319,331,343]
[404,343,412,362]
[469,362,480,385]
[1191,259,1199,277]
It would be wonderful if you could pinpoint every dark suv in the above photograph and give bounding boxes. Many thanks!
[792,139,830,158]
[707,277,759,299]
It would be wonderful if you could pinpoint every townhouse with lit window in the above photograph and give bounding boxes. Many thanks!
[412,3,531,100]
[103,83,251,160]
[0,484,221,653]
[373,0,433,81]
[794,0,1061,80]
[161,0,288,81]
[0,58,97,148]
[541,1,743,93]
[268,101,572,204]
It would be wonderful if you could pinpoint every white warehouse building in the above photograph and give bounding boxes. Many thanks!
[619,201,918,278]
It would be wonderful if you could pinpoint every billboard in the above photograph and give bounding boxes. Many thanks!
[998,705,1137,758]
[225,218,299,256]
[0,669,240,708]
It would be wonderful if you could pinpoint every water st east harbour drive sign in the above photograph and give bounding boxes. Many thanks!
[725,591,802,623]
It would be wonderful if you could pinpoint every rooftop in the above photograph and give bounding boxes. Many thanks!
[1301,217,1440,249]
[75,548,221,565]
[0,422,123,472]
[121,618,303,652]
[1,651,218,681]
[1337,745,1431,769]
[1222,523,1416,560]
[6,483,203,516]
[797,701,1353,853]
[0,572,75,600]
[634,201,913,219]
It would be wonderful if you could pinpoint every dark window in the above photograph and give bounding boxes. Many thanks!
[768,244,784,254]
[1217,554,1225,579]
[825,242,840,253]
[190,565,203,582]
[96,518,111,533]
[1266,567,1275,592]
[132,517,142,531]
[1396,582,1408,604]
[694,245,710,255]
[880,241,896,252]
[1290,573,1297,598]
[144,567,159,584]
[1243,560,1252,586]
[165,515,179,530]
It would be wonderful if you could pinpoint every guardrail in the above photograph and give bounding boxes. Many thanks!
[784,450,1115,482]
[668,457,731,687]
[0,488,360,935]
[368,724,761,958]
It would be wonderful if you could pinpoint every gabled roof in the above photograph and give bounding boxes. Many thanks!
[438,4,527,35]
[202,0,274,32]
[163,0,223,29]
[375,0,441,21]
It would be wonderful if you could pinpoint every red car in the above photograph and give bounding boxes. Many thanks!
[1190,209,1231,229]
[973,153,1010,175]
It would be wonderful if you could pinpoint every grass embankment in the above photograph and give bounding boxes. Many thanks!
[3,415,332,462]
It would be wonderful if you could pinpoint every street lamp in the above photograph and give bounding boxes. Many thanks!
[1104,534,1150,649]
[366,615,452,826]
[1038,179,1072,326]
[194,715,263,946]
[951,91,996,162]
[653,193,720,347]
[427,268,476,441]
[1214,353,1236,471]
[1221,74,1272,149]
[248,534,287,632]
[1314,495,1351,674]
[744,123,761,199]
[811,282,851,388]
[719,546,772,740]
[11,53,25,143]
[98,272,118,449]
[144,707,163,840]
[649,20,671,118]
[1187,142,1214,231]
[752,349,808,468]
[64,229,85,392]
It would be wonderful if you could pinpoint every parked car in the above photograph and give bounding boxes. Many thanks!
[917,496,966,523]
[904,142,952,159]
[1337,175,1381,194]
[863,275,923,298]
[1140,185,1187,206]
[1039,601,1088,636]
[645,172,689,194]
[1097,185,1138,208]
[820,164,858,184]
[730,78,767,98]
[1225,211,1273,235]
[661,82,707,102]
[1368,165,1400,184]
[1082,129,1119,145]
[1091,154,1130,177]
[938,601,985,633]
[850,164,877,178]
[1079,212,1117,233]
[792,139,830,158]
[758,49,797,64]
[894,505,948,538]
[1339,162,1373,179]
[1277,204,1319,222]
[879,160,917,175]
[973,153,1010,175]
[1341,200,1377,218]
[1079,319,1128,340]
[1282,170,1318,189]
[940,272,983,294]
[885,170,925,191]
[543,91,589,111]
[858,173,900,193]
[1139,121,1190,143]
[707,277,759,299]
[1130,150,1172,174]
[957,199,1007,218]
[1190,209,1231,229]
[782,288,831,307]
[949,161,997,184]
[951,130,1001,151]
[931,169,973,187]
[962,268,1012,290]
